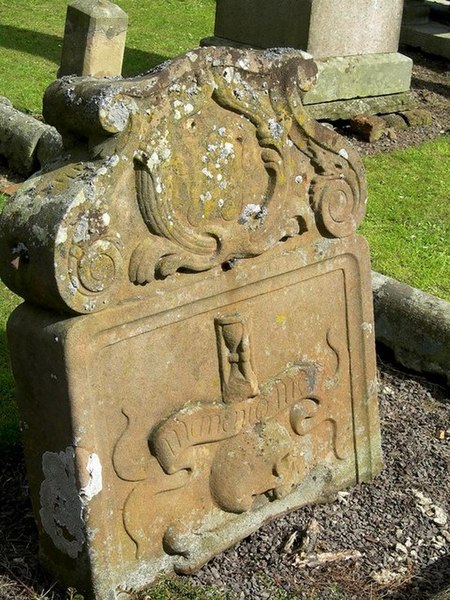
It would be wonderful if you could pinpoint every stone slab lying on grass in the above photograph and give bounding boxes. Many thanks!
[0,47,382,599]
[401,21,450,60]
[372,272,450,386]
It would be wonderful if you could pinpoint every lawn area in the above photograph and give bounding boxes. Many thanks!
[0,0,216,112]
[361,136,450,301]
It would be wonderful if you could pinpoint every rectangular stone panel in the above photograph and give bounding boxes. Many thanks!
[9,235,380,598]
[302,54,413,105]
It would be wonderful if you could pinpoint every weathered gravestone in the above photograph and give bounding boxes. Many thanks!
[0,47,382,599]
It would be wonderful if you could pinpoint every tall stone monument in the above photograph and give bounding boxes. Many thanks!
[0,47,382,599]
[203,0,415,120]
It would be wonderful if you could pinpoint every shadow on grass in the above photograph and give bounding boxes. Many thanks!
[0,24,169,78]
[0,442,63,600]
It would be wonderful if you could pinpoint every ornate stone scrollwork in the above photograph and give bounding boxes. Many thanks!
[0,46,367,314]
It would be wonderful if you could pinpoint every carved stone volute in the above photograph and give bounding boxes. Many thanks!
[0,47,367,314]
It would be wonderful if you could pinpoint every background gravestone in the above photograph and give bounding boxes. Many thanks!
[203,0,414,120]
[0,47,382,599]
[402,0,450,60]
[59,0,128,77]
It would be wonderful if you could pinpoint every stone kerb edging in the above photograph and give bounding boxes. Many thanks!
[372,271,450,386]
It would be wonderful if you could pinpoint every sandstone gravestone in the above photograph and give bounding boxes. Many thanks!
[59,0,128,77]
[203,0,414,120]
[0,47,382,599]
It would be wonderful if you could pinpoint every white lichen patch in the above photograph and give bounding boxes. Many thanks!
[361,322,373,334]
[138,131,172,170]
[238,58,251,70]
[186,51,198,63]
[55,226,68,245]
[202,168,213,180]
[79,453,103,503]
[223,67,234,83]
[268,119,284,139]
[39,448,103,559]
[238,203,268,230]
[73,214,90,243]
[338,148,349,160]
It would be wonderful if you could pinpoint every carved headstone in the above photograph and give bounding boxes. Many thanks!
[59,0,128,77]
[0,47,382,599]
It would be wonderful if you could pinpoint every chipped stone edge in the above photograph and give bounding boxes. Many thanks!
[371,271,450,385]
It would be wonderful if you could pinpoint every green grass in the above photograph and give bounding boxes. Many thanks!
[360,137,450,301]
[0,0,216,113]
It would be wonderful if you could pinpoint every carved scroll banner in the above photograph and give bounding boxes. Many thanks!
[0,47,382,599]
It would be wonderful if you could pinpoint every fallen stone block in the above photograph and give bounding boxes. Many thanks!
[0,47,382,599]
[305,92,416,122]
[350,114,386,142]
[402,20,450,61]
[400,108,433,127]
[302,54,412,106]
[382,113,409,131]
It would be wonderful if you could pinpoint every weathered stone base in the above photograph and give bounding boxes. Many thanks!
[302,53,412,105]
[401,22,450,60]
[305,92,417,122]
[8,235,382,599]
